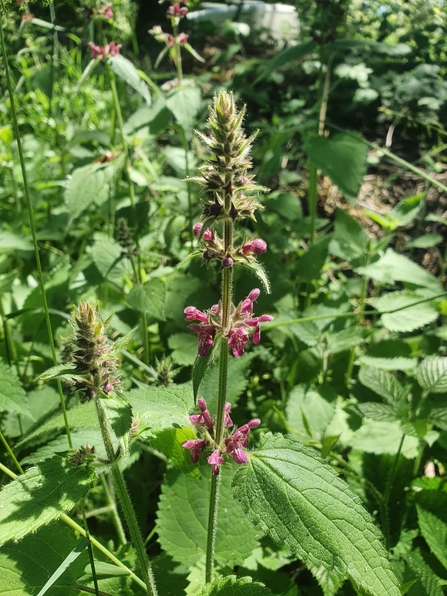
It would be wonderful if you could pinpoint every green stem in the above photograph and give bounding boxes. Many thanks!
[0,297,19,375]
[81,500,100,596]
[100,473,127,545]
[180,127,193,246]
[0,462,147,591]
[0,430,24,474]
[205,472,221,584]
[0,9,72,449]
[95,396,158,596]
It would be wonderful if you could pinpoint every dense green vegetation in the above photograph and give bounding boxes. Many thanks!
[0,0,446,595]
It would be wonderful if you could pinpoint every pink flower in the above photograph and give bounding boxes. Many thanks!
[193,222,204,237]
[188,324,215,356]
[98,2,113,18]
[167,2,188,17]
[88,40,122,60]
[208,449,224,475]
[184,306,208,323]
[182,439,206,463]
[228,327,249,357]
[242,238,267,255]
[177,32,189,46]
[246,314,274,344]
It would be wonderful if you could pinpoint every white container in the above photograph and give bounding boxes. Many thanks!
[187,1,300,44]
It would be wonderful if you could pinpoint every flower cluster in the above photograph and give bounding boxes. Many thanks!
[185,288,273,357]
[88,41,122,60]
[64,302,121,399]
[182,397,260,475]
[83,1,113,20]
[149,25,189,48]
[193,221,267,268]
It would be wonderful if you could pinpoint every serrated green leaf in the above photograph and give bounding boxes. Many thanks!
[355,249,442,291]
[329,208,370,262]
[38,363,76,382]
[327,327,366,354]
[232,433,401,596]
[305,133,368,201]
[151,427,198,475]
[405,549,443,596]
[156,462,260,567]
[286,385,336,441]
[357,402,397,422]
[108,54,151,104]
[358,366,406,407]
[17,401,98,450]
[166,83,201,132]
[0,359,32,418]
[370,291,438,332]
[65,158,124,223]
[168,333,198,366]
[200,575,272,595]
[127,385,194,438]
[91,233,131,285]
[0,457,96,544]
[0,523,89,595]
[359,340,417,371]
[416,358,447,394]
[21,429,104,465]
[428,407,447,431]
[242,260,271,294]
[126,279,166,321]
[416,506,447,570]
[346,420,418,457]
[2,385,60,439]
[296,235,331,282]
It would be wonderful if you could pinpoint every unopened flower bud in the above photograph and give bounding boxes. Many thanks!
[193,222,203,237]
[222,256,233,268]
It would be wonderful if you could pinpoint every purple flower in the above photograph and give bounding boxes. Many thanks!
[182,439,206,463]
[242,238,267,255]
[167,2,188,17]
[187,324,215,356]
[208,449,224,475]
[88,41,122,60]
[184,306,208,323]
[246,314,274,345]
[228,327,249,357]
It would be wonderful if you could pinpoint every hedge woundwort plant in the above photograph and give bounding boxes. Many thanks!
[181,91,273,582]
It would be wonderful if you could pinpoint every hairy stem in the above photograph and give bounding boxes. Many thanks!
[95,396,158,596]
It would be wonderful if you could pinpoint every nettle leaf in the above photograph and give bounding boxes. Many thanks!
[232,433,401,596]
[295,235,331,282]
[416,505,447,570]
[200,575,272,595]
[416,358,447,394]
[65,156,124,223]
[0,456,96,544]
[370,290,438,332]
[326,327,366,354]
[355,249,442,291]
[358,366,406,407]
[17,401,98,451]
[286,385,336,441]
[0,359,32,418]
[405,549,443,596]
[305,133,368,201]
[127,385,194,438]
[108,54,151,104]
[359,340,417,371]
[346,420,418,458]
[156,462,260,567]
[168,332,198,366]
[91,233,132,285]
[151,426,198,475]
[329,208,370,262]
[0,523,89,595]
[126,279,166,321]
[36,537,88,596]
[356,402,397,422]
[165,82,201,132]
[0,229,33,251]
